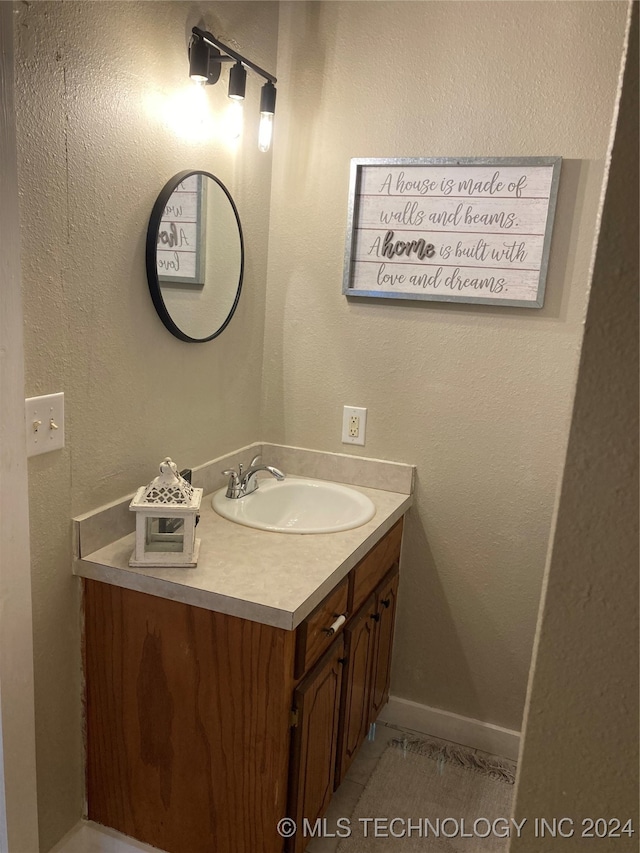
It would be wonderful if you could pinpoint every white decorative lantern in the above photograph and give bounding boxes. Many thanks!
[129,458,202,567]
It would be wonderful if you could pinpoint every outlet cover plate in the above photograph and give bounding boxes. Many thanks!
[342,406,367,446]
[25,392,65,457]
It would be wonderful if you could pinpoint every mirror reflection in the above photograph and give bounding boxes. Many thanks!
[146,171,244,342]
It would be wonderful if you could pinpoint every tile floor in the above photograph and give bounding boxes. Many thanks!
[50,723,414,853]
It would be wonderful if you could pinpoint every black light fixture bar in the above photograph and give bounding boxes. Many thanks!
[191,26,277,85]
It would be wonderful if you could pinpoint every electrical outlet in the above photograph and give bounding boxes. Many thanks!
[342,406,367,446]
[25,392,65,457]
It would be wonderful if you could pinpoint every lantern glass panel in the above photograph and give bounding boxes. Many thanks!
[145,516,185,553]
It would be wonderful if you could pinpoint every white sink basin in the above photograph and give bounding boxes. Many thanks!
[212,477,376,534]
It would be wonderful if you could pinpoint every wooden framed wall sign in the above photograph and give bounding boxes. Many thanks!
[342,157,561,308]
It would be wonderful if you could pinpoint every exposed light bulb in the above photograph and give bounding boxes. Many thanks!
[162,83,215,141]
[226,100,244,140]
[258,112,273,152]
[258,81,276,152]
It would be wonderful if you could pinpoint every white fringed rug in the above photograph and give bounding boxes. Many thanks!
[336,735,517,852]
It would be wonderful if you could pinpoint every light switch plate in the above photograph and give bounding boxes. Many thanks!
[25,393,65,457]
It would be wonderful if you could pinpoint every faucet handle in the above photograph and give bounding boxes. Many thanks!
[222,468,240,498]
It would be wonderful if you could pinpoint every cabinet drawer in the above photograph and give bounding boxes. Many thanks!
[295,578,349,678]
[351,519,403,614]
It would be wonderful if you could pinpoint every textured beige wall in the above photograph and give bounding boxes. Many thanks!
[263,2,628,730]
[0,5,40,849]
[14,2,278,849]
[510,7,638,848]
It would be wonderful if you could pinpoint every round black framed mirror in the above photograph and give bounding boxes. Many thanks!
[146,170,244,343]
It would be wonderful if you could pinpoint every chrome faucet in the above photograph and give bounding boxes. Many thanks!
[222,455,285,499]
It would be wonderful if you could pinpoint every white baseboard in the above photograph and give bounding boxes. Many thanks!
[378,696,521,761]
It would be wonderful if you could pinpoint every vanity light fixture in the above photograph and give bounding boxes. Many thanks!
[189,26,277,151]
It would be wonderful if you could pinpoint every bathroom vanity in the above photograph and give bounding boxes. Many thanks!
[74,445,413,853]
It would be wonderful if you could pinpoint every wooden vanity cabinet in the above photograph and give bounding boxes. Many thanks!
[83,518,403,853]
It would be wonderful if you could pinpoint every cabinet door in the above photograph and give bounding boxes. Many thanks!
[334,594,377,787]
[288,635,345,853]
[369,568,399,723]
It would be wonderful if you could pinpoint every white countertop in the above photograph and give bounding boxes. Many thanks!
[74,482,412,630]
